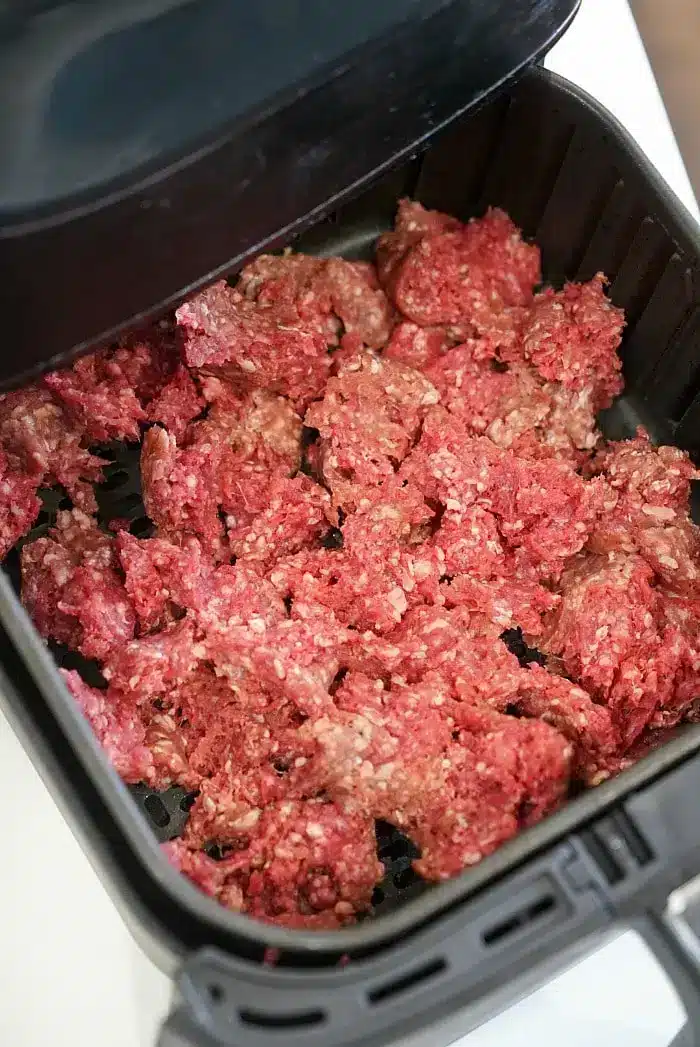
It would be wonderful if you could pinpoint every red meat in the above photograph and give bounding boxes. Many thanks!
[381,605,526,707]
[515,664,619,775]
[388,208,539,335]
[422,349,601,466]
[228,475,333,568]
[383,321,455,370]
[0,386,106,511]
[62,669,154,784]
[140,426,227,559]
[517,274,624,408]
[540,553,660,697]
[10,198,700,928]
[305,349,438,510]
[425,351,550,449]
[376,199,463,285]
[162,839,245,912]
[147,364,204,440]
[201,610,347,716]
[117,531,206,633]
[201,798,383,927]
[442,570,559,636]
[177,281,330,407]
[21,510,135,661]
[306,674,570,881]
[103,617,203,699]
[0,448,41,559]
[588,432,700,594]
[239,253,394,350]
[44,351,147,443]
[401,409,610,577]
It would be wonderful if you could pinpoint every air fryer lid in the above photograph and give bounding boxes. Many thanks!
[0,0,579,387]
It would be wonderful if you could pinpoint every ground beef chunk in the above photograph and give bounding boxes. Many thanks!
[401,409,610,579]
[100,324,180,401]
[587,431,700,594]
[425,352,550,449]
[9,199,698,930]
[442,569,559,637]
[305,673,570,881]
[0,386,106,511]
[422,348,601,466]
[103,617,203,699]
[379,206,540,351]
[515,664,619,776]
[189,797,382,927]
[516,274,624,408]
[238,252,335,338]
[198,382,303,525]
[62,669,155,784]
[376,198,464,290]
[177,281,331,407]
[141,382,304,556]
[117,531,206,633]
[305,349,439,510]
[147,364,204,440]
[268,536,442,636]
[162,839,245,912]
[591,430,697,517]
[228,475,333,568]
[44,351,148,443]
[239,252,394,350]
[541,383,602,465]
[21,510,135,661]
[377,606,526,707]
[0,448,41,558]
[454,704,572,826]
[141,426,227,559]
[383,321,455,370]
[392,217,536,350]
[540,552,660,697]
[201,610,348,716]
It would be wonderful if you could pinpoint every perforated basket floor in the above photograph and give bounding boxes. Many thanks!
[2,440,440,919]
[1,187,666,924]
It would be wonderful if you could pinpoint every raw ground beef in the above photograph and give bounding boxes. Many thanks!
[5,199,700,928]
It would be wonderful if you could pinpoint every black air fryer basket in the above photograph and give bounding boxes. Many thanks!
[5,3,700,1046]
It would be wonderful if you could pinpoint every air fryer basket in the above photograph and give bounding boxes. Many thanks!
[4,65,700,1047]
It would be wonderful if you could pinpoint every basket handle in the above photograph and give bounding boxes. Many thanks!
[157,745,700,1047]
[636,899,700,1047]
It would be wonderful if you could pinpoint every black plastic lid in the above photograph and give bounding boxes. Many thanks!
[0,0,579,387]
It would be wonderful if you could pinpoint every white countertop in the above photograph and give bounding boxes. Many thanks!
[0,2,697,1045]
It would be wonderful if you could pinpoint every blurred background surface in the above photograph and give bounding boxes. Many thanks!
[632,0,700,201]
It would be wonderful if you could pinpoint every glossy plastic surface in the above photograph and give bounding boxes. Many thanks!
[0,0,578,387]
[3,62,700,1046]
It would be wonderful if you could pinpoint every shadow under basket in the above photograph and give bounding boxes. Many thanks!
[4,65,700,1047]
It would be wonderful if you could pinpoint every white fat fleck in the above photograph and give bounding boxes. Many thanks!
[641,504,676,521]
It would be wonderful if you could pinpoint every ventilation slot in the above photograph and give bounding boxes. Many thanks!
[414,94,511,220]
[239,1008,326,1030]
[130,783,192,841]
[584,813,654,887]
[621,254,695,389]
[101,468,129,491]
[610,217,675,330]
[143,794,170,828]
[643,303,700,421]
[474,99,575,234]
[574,180,644,285]
[482,893,556,947]
[368,957,447,1005]
[535,127,619,283]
